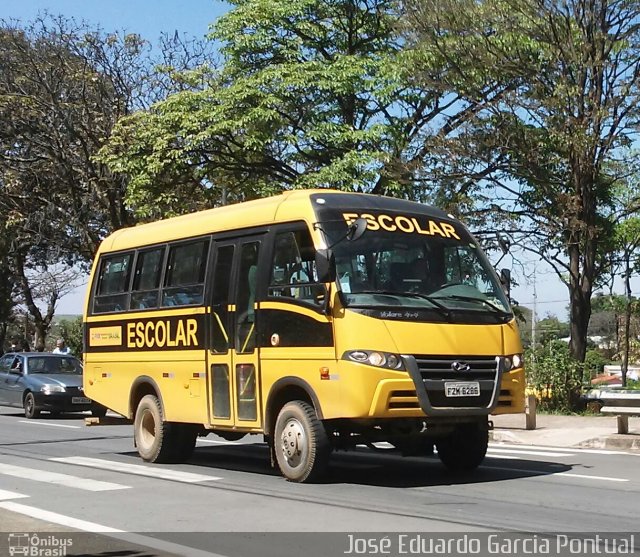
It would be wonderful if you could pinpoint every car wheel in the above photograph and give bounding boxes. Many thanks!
[274,400,330,483]
[24,392,40,419]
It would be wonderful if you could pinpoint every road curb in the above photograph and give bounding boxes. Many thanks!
[490,429,640,452]
[578,435,640,451]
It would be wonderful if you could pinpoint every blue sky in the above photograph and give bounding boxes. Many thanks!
[2,0,614,321]
[2,0,228,41]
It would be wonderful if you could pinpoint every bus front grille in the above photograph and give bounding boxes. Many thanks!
[413,355,499,381]
[405,354,502,415]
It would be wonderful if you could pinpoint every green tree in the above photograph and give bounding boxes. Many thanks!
[0,15,210,348]
[526,340,583,412]
[403,0,640,363]
[54,316,84,357]
[99,0,511,219]
[611,199,640,386]
[537,315,570,346]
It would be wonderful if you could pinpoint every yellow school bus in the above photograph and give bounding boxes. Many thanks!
[83,190,525,482]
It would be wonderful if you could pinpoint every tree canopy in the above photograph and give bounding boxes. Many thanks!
[403,0,640,360]
[0,14,209,348]
[3,2,640,360]
[98,0,514,219]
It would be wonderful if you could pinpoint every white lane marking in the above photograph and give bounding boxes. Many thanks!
[0,501,121,532]
[0,463,130,492]
[489,442,638,456]
[0,489,29,501]
[18,420,80,429]
[556,472,629,482]
[482,464,630,482]
[51,456,221,483]
[197,439,240,445]
[485,454,522,460]
[487,447,574,458]
[0,501,228,557]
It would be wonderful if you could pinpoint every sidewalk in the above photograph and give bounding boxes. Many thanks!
[490,412,640,451]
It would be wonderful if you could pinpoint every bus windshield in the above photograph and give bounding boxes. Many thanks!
[331,226,511,315]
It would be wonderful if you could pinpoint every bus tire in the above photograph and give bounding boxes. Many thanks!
[274,400,330,483]
[435,421,488,473]
[134,394,175,463]
[170,424,198,462]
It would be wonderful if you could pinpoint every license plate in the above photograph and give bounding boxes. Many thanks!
[72,397,91,404]
[445,381,480,397]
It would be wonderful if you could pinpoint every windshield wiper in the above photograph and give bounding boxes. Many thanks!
[350,290,453,321]
[432,294,511,315]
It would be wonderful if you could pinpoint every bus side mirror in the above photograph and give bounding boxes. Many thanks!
[315,249,336,283]
[346,218,368,242]
[500,268,511,296]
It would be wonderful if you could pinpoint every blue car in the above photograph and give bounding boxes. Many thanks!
[0,352,107,419]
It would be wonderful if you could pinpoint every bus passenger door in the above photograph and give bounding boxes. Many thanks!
[207,238,263,430]
[231,239,263,429]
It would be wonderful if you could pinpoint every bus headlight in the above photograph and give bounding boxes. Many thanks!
[343,350,405,370]
[503,353,523,372]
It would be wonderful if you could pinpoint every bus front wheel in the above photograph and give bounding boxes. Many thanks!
[435,421,488,473]
[274,401,330,483]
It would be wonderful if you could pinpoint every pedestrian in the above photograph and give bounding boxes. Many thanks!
[52,338,71,355]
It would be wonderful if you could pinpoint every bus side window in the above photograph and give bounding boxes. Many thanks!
[210,245,234,354]
[130,247,164,310]
[161,240,209,307]
[236,242,260,354]
[93,252,133,313]
[268,228,320,304]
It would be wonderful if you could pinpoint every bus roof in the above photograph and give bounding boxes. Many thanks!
[99,189,453,253]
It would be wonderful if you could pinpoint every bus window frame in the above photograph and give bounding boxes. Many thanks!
[129,245,168,312]
[265,221,327,313]
[161,237,211,308]
[92,250,135,314]
[89,234,213,316]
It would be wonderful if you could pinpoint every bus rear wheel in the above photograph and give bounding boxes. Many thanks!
[133,395,176,462]
[274,400,330,483]
[435,421,488,473]
[170,424,199,462]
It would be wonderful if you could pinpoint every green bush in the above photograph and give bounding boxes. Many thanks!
[55,317,84,358]
[525,341,585,412]
[625,379,640,390]
[584,349,607,379]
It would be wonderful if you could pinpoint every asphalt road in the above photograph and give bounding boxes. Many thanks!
[0,407,639,557]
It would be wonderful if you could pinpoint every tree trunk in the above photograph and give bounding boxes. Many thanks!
[0,322,6,354]
[621,262,632,388]
[567,245,592,363]
[13,252,54,352]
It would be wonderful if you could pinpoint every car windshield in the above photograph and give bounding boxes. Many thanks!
[28,357,82,375]
[327,218,511,316]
